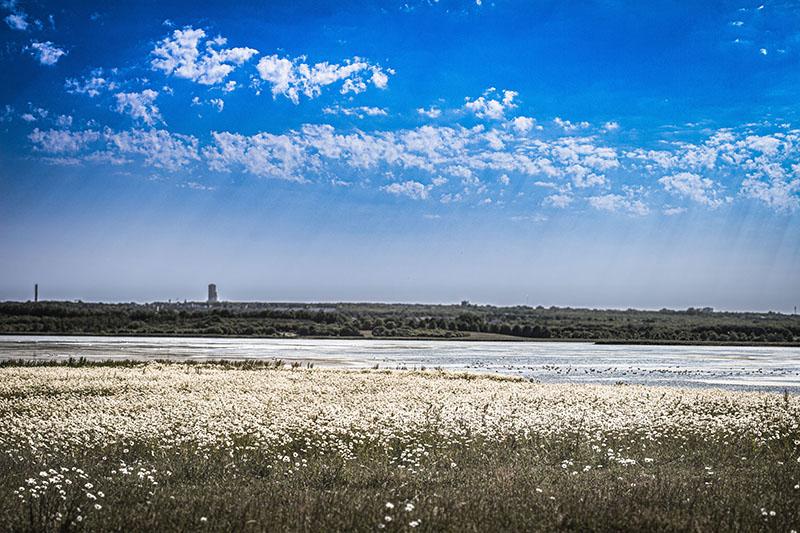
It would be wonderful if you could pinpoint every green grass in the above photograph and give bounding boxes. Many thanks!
[2,432,798,531]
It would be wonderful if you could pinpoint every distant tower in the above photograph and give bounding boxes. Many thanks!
[207,284,218,304]
[34,284,38,303]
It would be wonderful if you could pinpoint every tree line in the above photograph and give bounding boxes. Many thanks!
[0,301,797,344]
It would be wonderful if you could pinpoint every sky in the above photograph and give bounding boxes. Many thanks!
[0,0,798,311]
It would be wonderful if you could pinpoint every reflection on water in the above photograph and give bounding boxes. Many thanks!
[1,335,799,392]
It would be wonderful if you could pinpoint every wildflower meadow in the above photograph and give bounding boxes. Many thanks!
[1,361,799,531]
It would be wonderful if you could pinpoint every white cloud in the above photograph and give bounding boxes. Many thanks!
[382,180,430,200]
[547,137,620,173]
[464,88,517,120]
[446,164,481,187]
[744,134,781,155]
[209,98,224,112]
[28,127,199,172]
[371,68,389,89]
[27,41,66,66]
[56,115,73,128]
[499,173,510,186]
[658,172,727,207]
[565,164,606,188]
[151,27,258,85]
[323,105,388,118]
[588,193,649,216]
[553,117,590,131]
[543,193,573,208]
[28,128,100,153]
[5,12,27,30]
[510,213,548,222]
[20,107,47,122]
[509,116,538,134]
[0,104,13,123]
[663,206,686,216]
[626,126,800,211]
[181,181,216,192]
[256,55,391,103]
[65,70,117,97]
[417,106,442,119]
[114,90,163,126]
[741,172,800,211]
[105,129,200,171]
[602,121,620,132]
[198,121,631,195]
[203,130,311,182]
[440,192,463,203]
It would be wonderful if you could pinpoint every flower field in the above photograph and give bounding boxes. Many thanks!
[1,361,799,531]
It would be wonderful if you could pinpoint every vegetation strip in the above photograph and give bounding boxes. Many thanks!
[1,301,799,344]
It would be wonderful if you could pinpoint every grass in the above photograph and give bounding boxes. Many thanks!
[0,362,798,532]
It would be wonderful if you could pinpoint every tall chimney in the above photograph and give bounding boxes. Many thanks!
[34,284,38,303]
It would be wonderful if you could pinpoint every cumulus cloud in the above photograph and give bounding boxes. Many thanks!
[256,54,392,103]
[588,193,649,216]
[464,88,518,120]
[543,193,573,208]
[741,171,800,211]
[5,12,27,30]
[553,117,590,131]
[27,41,66,66]
[114,90,163,126]
[105,129,200,171]
[509,116,538,134]
[151,27,258,85]
[627,127,799,211]
[65,70,117,97]
[658,172,728,207]
[28,127,199,172]
[28,128,100,153]
[56,115,73,128]
[381,180,430,200]
[203,130,311,182]
[323,105,388,118]
[417,106,442,119]
[19,106,48,122]
[198,121,630,196]
[565,164,606,188]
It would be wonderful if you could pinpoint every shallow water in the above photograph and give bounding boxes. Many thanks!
[1,335,799,391]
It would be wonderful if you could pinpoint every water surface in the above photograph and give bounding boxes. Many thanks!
[1,335,799,391]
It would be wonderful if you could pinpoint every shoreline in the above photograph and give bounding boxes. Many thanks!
[1,331,798,348]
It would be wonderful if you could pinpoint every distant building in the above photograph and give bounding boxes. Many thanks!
[207,284,218,304]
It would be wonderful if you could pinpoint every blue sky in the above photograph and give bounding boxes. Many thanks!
[0,0,798,310]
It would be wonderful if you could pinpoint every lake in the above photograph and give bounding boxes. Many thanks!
[2,335,800,391]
